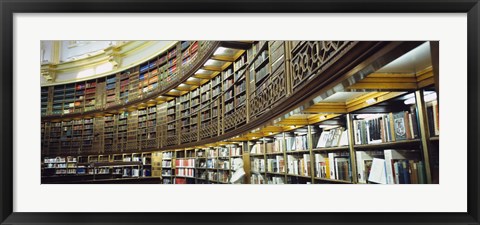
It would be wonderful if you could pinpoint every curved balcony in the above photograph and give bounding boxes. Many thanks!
[41,40,428,157]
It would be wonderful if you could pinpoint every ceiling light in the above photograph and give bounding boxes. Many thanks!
[187,77,196,82]
[403,91,436,105]
[196,69,207,74]
[204,59,217,66]
[319,125,338,129]
[365,98,377,105]
[213,47,228,56]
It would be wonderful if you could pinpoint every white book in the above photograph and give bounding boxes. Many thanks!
[287,155,295,174]
[353,121,360,145]
[338,129,349,146]
[384,149,408,184]
[316,130,330,148]
[368,158,387,184]
[314,154,327,177]
[356,151,374,184]
[328,152,339,179]
[250,144,257,154]
[331,128,343,147]
[408,113,415,138]
[303,154,310,176]
[276,155,284,173]
[286,137,295,151]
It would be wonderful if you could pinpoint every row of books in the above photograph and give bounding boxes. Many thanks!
[316,127,349,148]
[267,176,285,184]
[357,149,426,184]
[266,156,285,173]
[175,168,194,177]
[208,171,230,183]
[286,154,310,176]
[353,111,418,145]
[175,159,195,168]
[314,152,351,181]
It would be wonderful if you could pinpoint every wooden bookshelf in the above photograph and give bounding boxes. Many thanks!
[41,41,439,184]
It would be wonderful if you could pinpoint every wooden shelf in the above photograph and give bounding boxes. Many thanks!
[314,177,352,184]
[354,139,422,149]
[312,146,349,152]
[286,174,311,179]
[266,171,285,176]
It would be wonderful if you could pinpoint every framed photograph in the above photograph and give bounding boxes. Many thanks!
[1,0,479,224]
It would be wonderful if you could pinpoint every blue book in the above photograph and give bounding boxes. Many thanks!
[402,160,411,184]
[397,161,405,184]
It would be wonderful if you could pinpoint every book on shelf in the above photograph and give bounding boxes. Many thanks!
[384,149,419,184]
[286,154,310,176]
[367,156,426,184]
[266,157,278,173]
[250,173,265,184]
[333,156,351,181]
[250,142,264,154]
[229,146,242,156]
[355,151,377,184]
[176,168,194,177]
[368,158,387,184]
[285,135,307,151]
[316,127,349,148]
[327,152,350,180]
[267,176,285,184]
[427,100,439,136]
[314,153,329,179]
[218,147,229,157]
[353,111,418,145]
[251,158,265,173]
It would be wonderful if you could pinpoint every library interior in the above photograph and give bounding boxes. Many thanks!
[40,41,439,184]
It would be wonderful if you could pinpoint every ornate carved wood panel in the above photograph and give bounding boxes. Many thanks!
[249,69,287,119]
[291,41,357,92]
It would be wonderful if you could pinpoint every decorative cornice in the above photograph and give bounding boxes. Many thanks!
[41,64,57,83]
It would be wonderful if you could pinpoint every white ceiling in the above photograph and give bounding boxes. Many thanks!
[376,41,432,74]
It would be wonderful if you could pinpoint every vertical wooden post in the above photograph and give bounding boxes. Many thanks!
[243,141,251,184]
[307,125,315,184]
[429,41,439,97]
[282,132,288,182]
[415,90,433,184]
[284,41,293,96]
[346,114,358,184]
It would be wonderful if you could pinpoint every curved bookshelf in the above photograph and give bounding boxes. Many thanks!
[42,41,426,157]
[42,40,439,185]
[42,41,221,120]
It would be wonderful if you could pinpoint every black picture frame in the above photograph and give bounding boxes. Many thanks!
[1,1,479,224]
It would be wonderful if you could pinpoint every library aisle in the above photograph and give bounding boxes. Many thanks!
[41,41,439,184]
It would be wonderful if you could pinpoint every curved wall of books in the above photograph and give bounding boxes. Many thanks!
[41,41,440,185]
